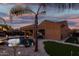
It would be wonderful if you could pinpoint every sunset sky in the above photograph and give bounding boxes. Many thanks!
[0,3,79,29]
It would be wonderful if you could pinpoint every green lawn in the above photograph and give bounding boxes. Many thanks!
[44,41,79,56]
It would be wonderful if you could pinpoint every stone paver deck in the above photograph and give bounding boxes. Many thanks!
[0,40,49,56]
[17,40,49,56]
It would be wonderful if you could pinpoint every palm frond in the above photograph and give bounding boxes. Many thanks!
[10,5,35,16]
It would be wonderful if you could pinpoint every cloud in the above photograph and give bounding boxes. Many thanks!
[3,16,10,22]
[12,23,33,29]
[0,12,8,17]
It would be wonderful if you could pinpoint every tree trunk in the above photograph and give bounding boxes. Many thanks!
[34,14,38,52]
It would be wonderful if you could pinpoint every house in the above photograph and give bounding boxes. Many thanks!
[0,24,13,37]
[0,24,13,31]
[20,20,70,40]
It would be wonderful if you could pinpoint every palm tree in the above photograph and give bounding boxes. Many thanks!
[10,3,46,52]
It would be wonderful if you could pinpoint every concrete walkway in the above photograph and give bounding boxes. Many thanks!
[29,39,49,56]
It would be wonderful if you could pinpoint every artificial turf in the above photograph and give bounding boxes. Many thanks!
[44,41,79,56]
